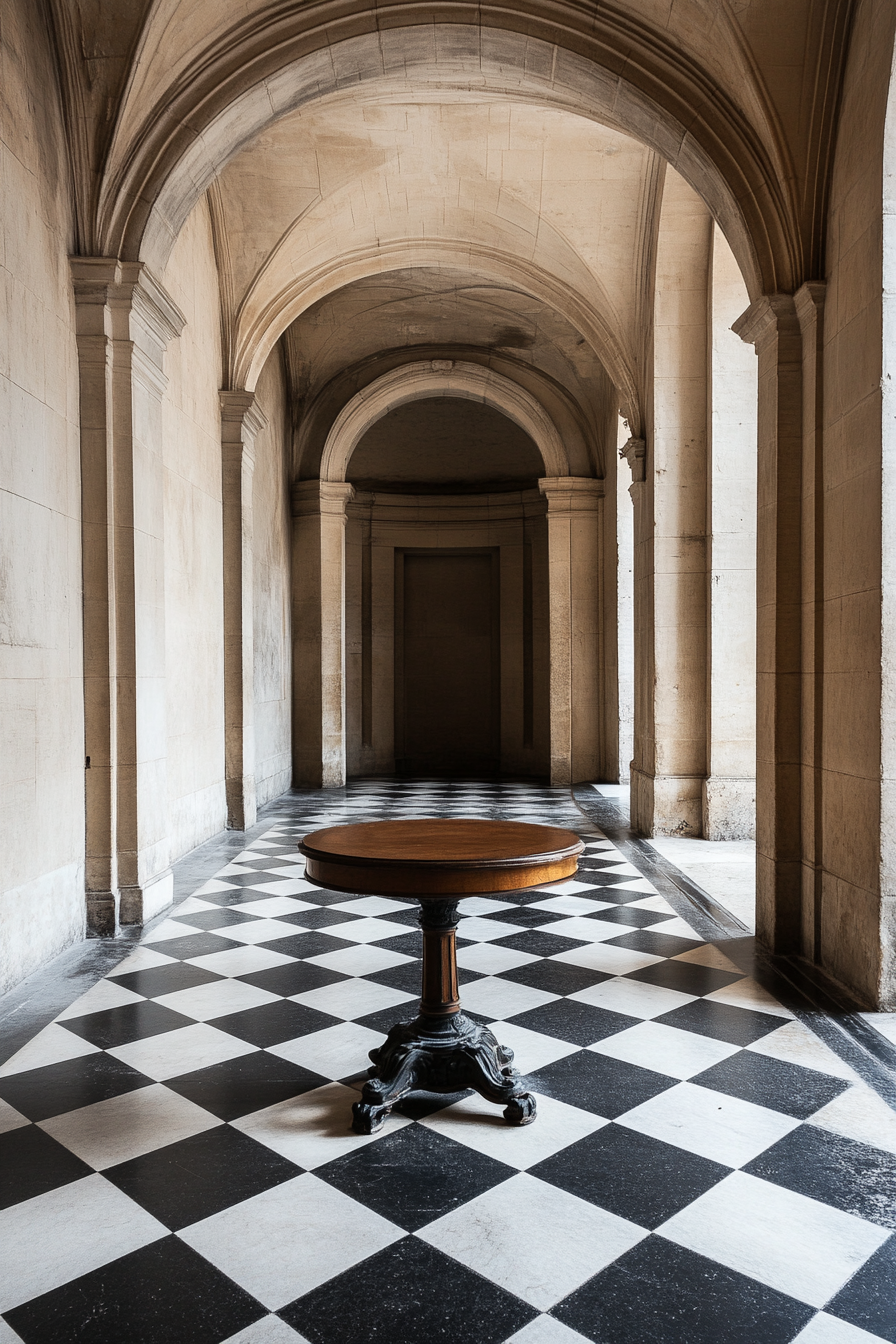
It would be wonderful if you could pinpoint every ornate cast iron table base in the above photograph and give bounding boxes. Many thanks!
[350,896,537,1134]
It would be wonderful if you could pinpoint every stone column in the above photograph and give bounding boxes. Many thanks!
[71,259,185,931]
[220,392,267,831]
[703,226,758,840]
[629,176,711,838]
[733,294,804,951]
[538,477,603,785]
[291,480,354,787]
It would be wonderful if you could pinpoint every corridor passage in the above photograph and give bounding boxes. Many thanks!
[1,782,895,1344]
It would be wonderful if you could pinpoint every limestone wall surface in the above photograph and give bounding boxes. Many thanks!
[253,351,292,807]
[161,202,227,859]
[0,1,85,992]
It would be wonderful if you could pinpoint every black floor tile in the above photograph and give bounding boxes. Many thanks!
[654,999,786,1046]
[552,1236,812,1344]
[483,907,569,928]
[588,906,676,928]
[59,1001,196,1049]
[4,1235,265,1344]
[365,962,445,995]
[281,1236,536,1344]
[692,1050,849,1118]
[110,963,223,999]
[494,930,590,957]
[392,1089,471,1119]
[373,932,422,955]
[275,908,362,929]
[174,908,263,931]
[104,1124,302,1229]
[624,960,744,996]
[744,1125,896,1229]
[199,873,277,889]
[498,959,610,996]
[140,932,243,961]
[164,1051,327,1120]
[299,887,371,906]
[258,932,358,959]
[605,930,705,957]
[316,1124,515,1231]
[826,1234,896,1342]
[191,887,270,907]
[530,1050,675,1118]
[0,1053,150,1122]
[209,999,342,1046]
[354,1005,421,1037]
[0,1125,94,1208]
[531,1124,729,1229]
[236,962,349,996]
[508,999,638,1047]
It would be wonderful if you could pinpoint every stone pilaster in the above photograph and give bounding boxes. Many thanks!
[538,478,603,785]
[220,392,267,831]
[71,259,185,931]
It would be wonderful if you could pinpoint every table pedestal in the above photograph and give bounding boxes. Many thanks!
[351,897,536,1133]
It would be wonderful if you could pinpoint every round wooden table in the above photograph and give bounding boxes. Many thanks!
[299,818,584,1133]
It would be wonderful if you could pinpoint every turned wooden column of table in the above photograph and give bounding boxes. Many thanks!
[299,819,584,1133]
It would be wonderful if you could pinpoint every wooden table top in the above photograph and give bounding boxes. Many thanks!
[299,818,584,897]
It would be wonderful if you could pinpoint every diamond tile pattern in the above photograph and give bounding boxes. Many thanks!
[0,778,893,1344]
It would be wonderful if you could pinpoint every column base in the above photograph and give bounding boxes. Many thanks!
[120,868,173,925]
[630,767,703,837]
[226,777,257,832]
[351,1011,537,1134]
[702,776,755,841]
[86,890,118,937]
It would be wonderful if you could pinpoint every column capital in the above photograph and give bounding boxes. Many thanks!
[70,257,186,347]
[732,293,800,352]
[291,479,355,519]
[618,437,646,483]
[538,477,604,512]
[793,281,826,332]
[220,390,267,469]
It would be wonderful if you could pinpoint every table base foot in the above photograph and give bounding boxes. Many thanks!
[351,1012,537,1134]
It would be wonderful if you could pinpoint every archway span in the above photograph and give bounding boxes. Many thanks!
[236,240,642,435]
[319,361,570,482]
[99,21,793,295]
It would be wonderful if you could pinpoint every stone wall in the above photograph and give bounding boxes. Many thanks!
[0,1,85,992]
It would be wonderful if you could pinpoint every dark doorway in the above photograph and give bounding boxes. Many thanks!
[395,549,500,776]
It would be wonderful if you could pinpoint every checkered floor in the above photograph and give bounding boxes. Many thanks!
[2,780,896,1344]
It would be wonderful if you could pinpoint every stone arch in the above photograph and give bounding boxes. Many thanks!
[99,22,790,295]
[318,361,570,483]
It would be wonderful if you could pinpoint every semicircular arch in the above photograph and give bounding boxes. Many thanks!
[319,361,570,482]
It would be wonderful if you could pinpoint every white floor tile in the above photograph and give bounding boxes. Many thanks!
[592,862,642,877]
[321,917,417,944]
[644,916,700,940]
[534,879,606,896]
[229,895,315,918]
[616,1080,800,1167]
[456,943,539,974]
[569,977,695,1019]
[0,1023,100,1077]
[604,877,660,894]
[106,946,177,976]
[454,916,527,942]
[268,1021,385,1080]
[222,1315,313,1344]
[305,944,416,976]
[458,897,522,915]
[213,863,258,877]
[790,1312,892,1343]
[539,916,637,943]
[0,1098,30,1135]
[56,977,145,1019]
[484,1020,581,1072]
[154,978,280,1021]
[859,1013,896,1049]
[505,1316,594,1344]
[243,880,317,898]
[108,1022,258,1081]
[589,1020,740,1079]
[551,944,664,975]
[746,1020,860,1082]
[703,977,794,1018]
[232,1082,410,1169]
[809,1083,896,1156]
[658,1170,890,1308]
[0,1174,166,1311]
[173,897,221,916]
[327,896,411,916]
[142,918,207,946]
[528,895,615,915]
[420,1091,605,1169]
[626,895,678,912]
[191,879,242,896]
[418,1172,645,1310]
[39,1082,222,1168]
[459,977,558,1019]
[187,946,296,976]
[292,979,416,1020]
[672,944,743,971]
[263,870,317,886]
[215,918,306,946]
[179,1173,403,1310]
